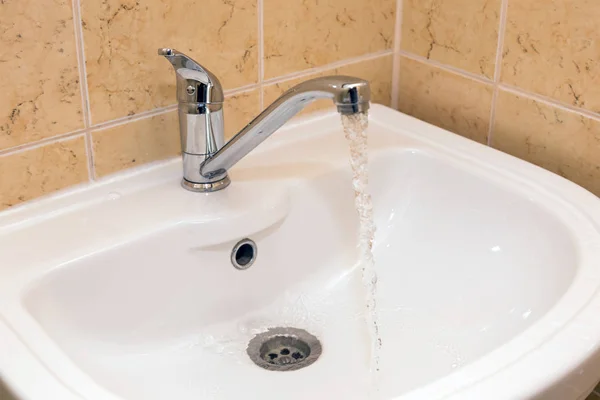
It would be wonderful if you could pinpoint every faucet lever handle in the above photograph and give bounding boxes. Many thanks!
[158,47,224,103]
[158,48,203,72]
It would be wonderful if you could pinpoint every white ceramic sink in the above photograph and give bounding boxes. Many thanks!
[2,105,600,400]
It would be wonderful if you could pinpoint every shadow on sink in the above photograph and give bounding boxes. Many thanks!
[0,381,16,400]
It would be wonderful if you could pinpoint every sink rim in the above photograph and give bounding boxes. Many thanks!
[2,104,600,400]
[372,106,600,399]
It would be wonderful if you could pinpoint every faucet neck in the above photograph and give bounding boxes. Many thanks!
[200,76,370,181]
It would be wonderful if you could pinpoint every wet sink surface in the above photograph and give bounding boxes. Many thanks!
[2,105,600,400]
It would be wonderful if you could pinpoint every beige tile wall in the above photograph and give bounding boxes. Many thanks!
[397,0,600,200]
[2,0,600,212]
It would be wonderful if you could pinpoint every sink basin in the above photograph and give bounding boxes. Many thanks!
[2,104,600,400]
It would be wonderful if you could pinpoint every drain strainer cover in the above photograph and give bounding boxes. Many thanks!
[247,327,322,371]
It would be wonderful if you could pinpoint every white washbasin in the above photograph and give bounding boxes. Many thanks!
[2,105,600,400]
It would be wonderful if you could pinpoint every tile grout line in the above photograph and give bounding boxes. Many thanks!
[487,91,500,146]
[72,0,92,128]
[0,130,86,157]
[487,0,509,146]
[258,0,264,110]
[71,0,95,180]
[498,82,600,121]
[225,84,261,97]
[263,50,394,86]
[90,104,179,132]
[492,0,509,84]
[0,133,87,157]
[391,0,403,109]
[399,50,493,85]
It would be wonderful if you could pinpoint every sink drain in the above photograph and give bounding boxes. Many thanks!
[247,327,322,371]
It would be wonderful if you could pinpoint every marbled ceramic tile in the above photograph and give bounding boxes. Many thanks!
[81,0,258,124]
[401,0,501,78]
[397,57,493,143]
[92,111,180,177]
[263,0,395,79]
[0,137,88,210]
[224,89,260,140]
[501,0,600,113]
[0,0,83,151]
[263,55,393,116]
[492,90,600,195]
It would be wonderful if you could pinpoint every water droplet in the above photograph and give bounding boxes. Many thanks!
[107,191,122,200]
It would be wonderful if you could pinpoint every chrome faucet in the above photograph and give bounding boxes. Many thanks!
[159,48,370,192]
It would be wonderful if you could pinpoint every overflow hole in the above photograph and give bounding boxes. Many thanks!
[231,239,257,270]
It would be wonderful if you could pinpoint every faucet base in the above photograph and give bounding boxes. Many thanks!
[181,176,231,192]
